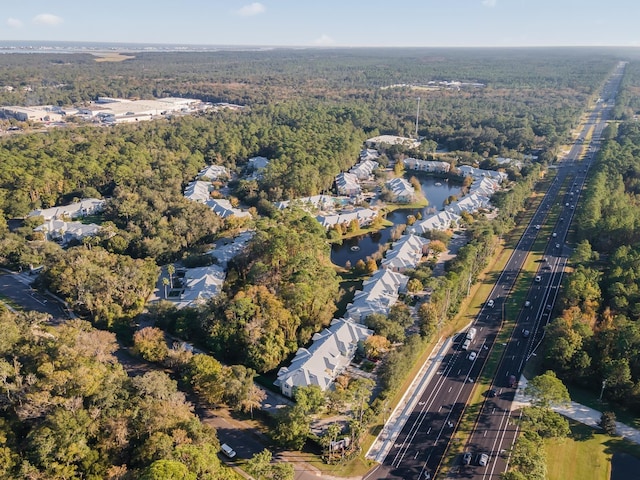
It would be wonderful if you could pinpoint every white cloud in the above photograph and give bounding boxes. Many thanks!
[236,3,266,16]
[32,13,64,26]
[314,34,336,46]
[6,18,23,28]
[482,0,497,7]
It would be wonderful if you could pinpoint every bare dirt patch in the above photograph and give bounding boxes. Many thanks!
[92,52,136,62]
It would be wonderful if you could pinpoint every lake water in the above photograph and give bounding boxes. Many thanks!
[330,177,463,267]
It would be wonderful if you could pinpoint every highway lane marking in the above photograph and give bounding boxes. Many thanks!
[29,292,47,306]
[389,127,611,474]
[389,345,469,467]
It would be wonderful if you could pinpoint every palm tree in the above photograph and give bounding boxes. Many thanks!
[162,277,170,298]
[167,264,175,289]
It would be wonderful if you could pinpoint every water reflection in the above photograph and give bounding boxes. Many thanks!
[330,177,462,267]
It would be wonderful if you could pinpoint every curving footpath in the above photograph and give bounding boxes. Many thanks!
[513,376,640,444]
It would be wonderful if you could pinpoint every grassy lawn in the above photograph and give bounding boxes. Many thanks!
[542,420,640,480]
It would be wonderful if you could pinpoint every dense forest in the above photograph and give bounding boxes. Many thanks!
[0,312,237,480]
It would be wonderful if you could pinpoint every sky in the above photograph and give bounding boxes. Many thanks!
[1,0,639,48]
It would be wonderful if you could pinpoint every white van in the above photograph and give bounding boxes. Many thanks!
[466,327,477,341]
[221,443,236,458]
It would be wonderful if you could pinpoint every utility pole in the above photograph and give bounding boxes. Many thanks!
[415,96,421,139]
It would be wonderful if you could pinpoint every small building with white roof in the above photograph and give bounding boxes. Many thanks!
[409,210,462,234]
[207,199,251,219]
[183,181,212,203]
[179,265,226,308]
[335,172,361,196]
[349,159,379,180]
[198,165,229,181]
[385,178,415,203]
[274,318,372,397]
[403,158,451,174]
[381,234,431,272]
[316,208,377,230]
[346,269,409,322]
[28,198,105,222]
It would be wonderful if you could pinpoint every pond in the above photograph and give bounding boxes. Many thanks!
[330,177,463,267]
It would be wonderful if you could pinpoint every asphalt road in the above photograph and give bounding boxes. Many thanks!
[0,271,67,320]
[448,63,625,480]
[455,63,625,480]
[370,62,626,480]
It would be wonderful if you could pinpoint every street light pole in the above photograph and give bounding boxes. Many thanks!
[599,379,606,402]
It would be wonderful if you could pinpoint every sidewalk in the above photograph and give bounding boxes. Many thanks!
[513,375,640,444]
[366,336,452,463]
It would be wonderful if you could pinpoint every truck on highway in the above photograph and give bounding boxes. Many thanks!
[466,327,477,341]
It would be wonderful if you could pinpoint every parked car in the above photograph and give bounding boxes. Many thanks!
[220,443,236,459]
[462,452,473,465]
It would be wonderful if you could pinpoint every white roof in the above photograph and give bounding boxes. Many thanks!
[34,219,100,240]
[360,149,380,161]
[366,135,420,148]
[445,193,490,215]
[382,234,431,271]
[410,210,462,234]
[349,159,379,180]
[248,156,270,170]
[28,198,105,221]
[346,269,408,321]
[316,208,377,229]
[180,265,226,306]
[457,165,508,183]
[385,177,415,199]
[469,177,500,196]
[275,318,372,392]
[206,199,251,219]
[206,230,254,268]
[183,181,212,203]
[198,165,229,180]
[404,158,451,173]
[335,172,361,195]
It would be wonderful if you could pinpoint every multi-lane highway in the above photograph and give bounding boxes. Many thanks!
[370,62,626,480]
[457,62,626,480]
